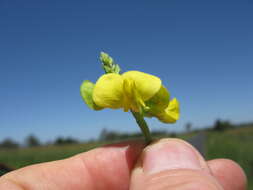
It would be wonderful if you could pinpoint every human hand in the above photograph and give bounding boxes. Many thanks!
[0,139,247,190]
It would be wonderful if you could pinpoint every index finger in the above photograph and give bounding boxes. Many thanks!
[0,141,145,190]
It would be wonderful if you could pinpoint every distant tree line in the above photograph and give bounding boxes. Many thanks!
[0,138,19,149]
[99,128,177,142]
[184,119,235,133]
[0,134,80,149]
[0,119,250,149]
[212,119,234,131]
[0,129,176,149]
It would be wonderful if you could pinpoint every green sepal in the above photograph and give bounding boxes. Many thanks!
[80,80,103,110]
[143,85,170,117]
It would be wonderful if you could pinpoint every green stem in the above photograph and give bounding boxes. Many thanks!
[131,111,152,144]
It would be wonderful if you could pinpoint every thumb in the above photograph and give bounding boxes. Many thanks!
[130,139,223,190]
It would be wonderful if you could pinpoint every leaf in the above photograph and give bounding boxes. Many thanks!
[80,80,103,110]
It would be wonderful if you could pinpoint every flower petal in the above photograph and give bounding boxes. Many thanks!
[144,85,170,115]
[157,98,180,123]
[80,80,103,110]
[93,73,124,109]
[122,78,147,112]
[122,71,161,101]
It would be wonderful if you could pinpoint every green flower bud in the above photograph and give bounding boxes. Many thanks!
[100,52,121,74]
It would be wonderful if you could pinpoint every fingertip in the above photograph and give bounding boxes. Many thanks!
[208,159,247,190]
[142,138,210,173]
[130,138,218,190]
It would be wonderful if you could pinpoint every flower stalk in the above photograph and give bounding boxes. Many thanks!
[131,111,152,144]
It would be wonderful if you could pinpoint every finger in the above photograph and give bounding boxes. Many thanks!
[130,138,223,190]
[0,140,145,190]
[208,159,247,190]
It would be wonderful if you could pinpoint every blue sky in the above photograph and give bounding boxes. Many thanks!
[0,0,252,143]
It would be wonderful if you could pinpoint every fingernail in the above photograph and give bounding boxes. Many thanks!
[143,139,202,174]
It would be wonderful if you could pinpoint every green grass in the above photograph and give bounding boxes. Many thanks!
[0,133,189,169]
[0,142,106,168]
[206,126,253,189]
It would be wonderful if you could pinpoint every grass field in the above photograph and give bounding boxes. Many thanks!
[0,126,252,189]
[0,141,106,169]
[0,132,195,169]
[206,126,253,189]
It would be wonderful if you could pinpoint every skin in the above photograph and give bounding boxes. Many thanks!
[0,139,247,190]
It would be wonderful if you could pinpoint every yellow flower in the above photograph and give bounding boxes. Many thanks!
[81,70,180,123]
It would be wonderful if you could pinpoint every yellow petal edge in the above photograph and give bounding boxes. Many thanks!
[157,98,180,123]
